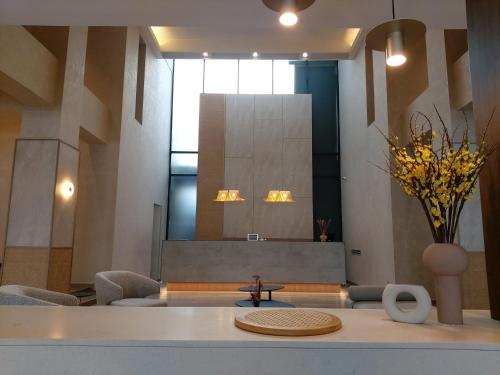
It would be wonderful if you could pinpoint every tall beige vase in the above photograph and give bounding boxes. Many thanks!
[422,243,468,324]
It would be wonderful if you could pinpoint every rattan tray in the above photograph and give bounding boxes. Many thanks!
[234,309,342,336]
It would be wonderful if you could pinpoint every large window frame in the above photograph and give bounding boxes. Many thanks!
[166,58,295,240]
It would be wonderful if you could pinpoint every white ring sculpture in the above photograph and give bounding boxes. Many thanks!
[382,284,432,324]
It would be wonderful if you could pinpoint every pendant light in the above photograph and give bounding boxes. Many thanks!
[262,0,316,27]
[365,0,426,67]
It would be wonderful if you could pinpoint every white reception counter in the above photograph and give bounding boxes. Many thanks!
[0,306,499,374]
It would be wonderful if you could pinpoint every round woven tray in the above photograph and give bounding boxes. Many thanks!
[234,309,342,336]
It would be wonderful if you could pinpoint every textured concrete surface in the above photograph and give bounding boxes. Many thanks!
[162,240,346,284]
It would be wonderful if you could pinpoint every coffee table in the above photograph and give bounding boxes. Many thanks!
[235,299,294,308]
[238,285,284,301]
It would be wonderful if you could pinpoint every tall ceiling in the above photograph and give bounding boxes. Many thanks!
[0,0,467,59]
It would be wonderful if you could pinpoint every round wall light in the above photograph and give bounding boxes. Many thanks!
[252,51,259,58]
[61,181,75,199]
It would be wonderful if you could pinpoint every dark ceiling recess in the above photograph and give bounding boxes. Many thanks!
[262,0,316,12]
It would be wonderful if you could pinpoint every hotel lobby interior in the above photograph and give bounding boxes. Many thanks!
[0,0,499,373]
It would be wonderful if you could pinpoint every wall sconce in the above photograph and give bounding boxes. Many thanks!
[214,190,245,202]
[264,190,294,203]
[60,181,75,199]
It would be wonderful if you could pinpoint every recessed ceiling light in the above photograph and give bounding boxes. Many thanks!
[302,52,309,59]
[252,51,259,58]
[202,52,209,58]
[279,11,298,27]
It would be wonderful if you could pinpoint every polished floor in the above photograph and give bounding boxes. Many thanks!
[160,290,348,308]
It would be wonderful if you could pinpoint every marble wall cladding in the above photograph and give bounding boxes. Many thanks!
[253,118,284,198]
[225,95,254,158]
[6,140,58,247]
[255,95,283,119]
[284,95,313,139]
[1,247,50,288]
[283,139,313,197]
[223,157,253,238]
[211,93,312,239]
[51,143,79,248]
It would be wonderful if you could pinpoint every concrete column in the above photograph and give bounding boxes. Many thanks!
[0,27,87,292]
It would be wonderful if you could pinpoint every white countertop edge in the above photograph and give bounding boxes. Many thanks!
[0,339,498,351]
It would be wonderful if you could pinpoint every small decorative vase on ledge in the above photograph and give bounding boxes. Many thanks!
[423,243,468,325]
[319,234,328,242]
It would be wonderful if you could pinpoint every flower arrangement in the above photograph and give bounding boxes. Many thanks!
[379,107,496,244]
[316,219,332,242]
[316,219,331,235]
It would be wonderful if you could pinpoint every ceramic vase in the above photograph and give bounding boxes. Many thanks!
[320,234,328,242]
[422,243,468,324]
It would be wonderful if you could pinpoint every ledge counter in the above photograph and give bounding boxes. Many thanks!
[161,240,346,284]
[0,307,499,374]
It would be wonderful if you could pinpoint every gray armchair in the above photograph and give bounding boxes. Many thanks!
[346,285,416,309]
[95,271,167,307]
[0,285,78,306]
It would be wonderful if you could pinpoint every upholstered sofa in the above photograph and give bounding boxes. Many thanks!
[346,285,417,309]
[95,271,167,307]
[0,285,78,306]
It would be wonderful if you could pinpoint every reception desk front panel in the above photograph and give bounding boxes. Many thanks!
[161,241,346,284]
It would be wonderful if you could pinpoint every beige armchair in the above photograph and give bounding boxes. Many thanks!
[0,285,78,306]
[95,271,167,307]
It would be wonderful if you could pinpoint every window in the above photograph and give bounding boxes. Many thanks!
[273,60,295,94]
[171,59,204,152]
[238,60,273,94]
[135,38,146,124]
[167,176,197,240]
[167,59,295,239]
[204,59,238,94]
[171,153,198,175]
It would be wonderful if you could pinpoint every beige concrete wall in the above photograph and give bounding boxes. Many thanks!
[0,97,21,263]
[0,26,59,106]
[111,27,172,276]
[339,48,396,285]
[72,27,126,283]
[195,94,225,240]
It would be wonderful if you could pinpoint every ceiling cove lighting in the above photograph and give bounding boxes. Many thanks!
[214,190,245,202]
[262,0,316,28]
[264,190,295,203]
[365,0,426,67]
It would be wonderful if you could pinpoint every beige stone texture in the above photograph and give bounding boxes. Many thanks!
[47,247,73,292]
[195,94,225,240]
[6,139,58,248]
[0,97,21,263]
[0,26,58,105]
[1,247,50,288]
